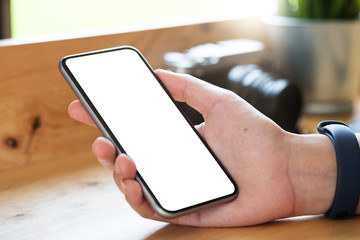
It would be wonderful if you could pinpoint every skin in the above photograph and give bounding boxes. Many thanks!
[68,69,360,227]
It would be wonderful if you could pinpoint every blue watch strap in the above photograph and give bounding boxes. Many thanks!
[317,120,360,219]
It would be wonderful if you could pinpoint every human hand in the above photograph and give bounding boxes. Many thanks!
[68,69,338,227]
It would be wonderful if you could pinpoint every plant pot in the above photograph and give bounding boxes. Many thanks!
[262,16,360,114]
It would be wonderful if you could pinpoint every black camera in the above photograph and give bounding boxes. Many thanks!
[163,40,302,133]
[228,64,302,133]
[164,39,264,89]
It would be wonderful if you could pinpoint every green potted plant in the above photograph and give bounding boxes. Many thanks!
[277,0,360,19]
[263,0,360,114]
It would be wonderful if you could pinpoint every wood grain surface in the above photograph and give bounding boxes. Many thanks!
[0,18,262,172]
[1,152,360,240]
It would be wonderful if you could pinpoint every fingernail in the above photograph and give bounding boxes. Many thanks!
[120,180,127,194]
[114,163,121,175]
[98,158,106,165]
[98,158,113,170]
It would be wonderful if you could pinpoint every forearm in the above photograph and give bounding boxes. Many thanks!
[287,131,360,217]
[287,132,337,216]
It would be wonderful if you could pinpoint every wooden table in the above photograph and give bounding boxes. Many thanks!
[2,108,360,240]
[1,153,360,240]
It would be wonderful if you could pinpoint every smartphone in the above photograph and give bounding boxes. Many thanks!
[59,46,238,218]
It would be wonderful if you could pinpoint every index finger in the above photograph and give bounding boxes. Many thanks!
[155,69,234,119]
[68,100,97,127]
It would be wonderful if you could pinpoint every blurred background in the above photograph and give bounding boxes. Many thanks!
[1,0,276,39]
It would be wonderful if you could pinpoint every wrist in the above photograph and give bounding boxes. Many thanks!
[287,132,337,216]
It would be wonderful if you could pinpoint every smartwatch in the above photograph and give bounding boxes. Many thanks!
[317,121,360,219]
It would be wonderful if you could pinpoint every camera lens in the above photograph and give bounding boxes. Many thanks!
[228,65,302,133]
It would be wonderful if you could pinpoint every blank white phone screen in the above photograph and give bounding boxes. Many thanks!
[65,48,235,211]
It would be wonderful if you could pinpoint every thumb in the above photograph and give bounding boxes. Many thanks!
[155,69,230,119]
